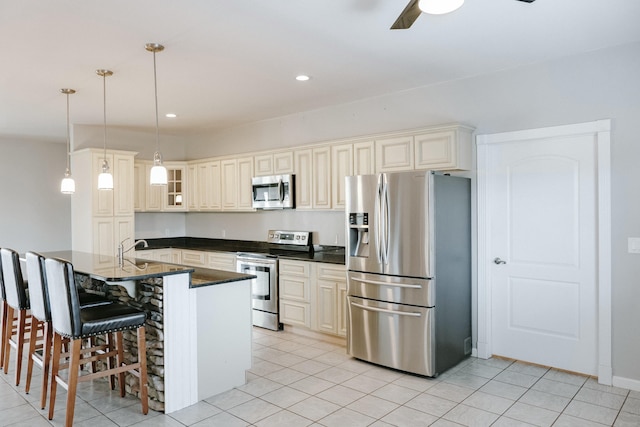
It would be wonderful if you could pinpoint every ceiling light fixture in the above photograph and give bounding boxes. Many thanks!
[96,69,114,190]
[60,88,76,194]
[146,43,168,186]
[296,75,310,81]
[418,0,464,14]
[165,113,177,118]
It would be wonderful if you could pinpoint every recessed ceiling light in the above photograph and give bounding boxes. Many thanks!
[296,75,310,81]
[165,113,177,118]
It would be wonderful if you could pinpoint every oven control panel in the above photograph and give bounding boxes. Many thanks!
[267,230,311,246]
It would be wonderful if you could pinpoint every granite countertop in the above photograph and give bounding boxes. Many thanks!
[35,250,255,288]
[139,236,346,265]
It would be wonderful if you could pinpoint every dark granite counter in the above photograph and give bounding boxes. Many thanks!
[37,250,255,287]
[139,237,346,265]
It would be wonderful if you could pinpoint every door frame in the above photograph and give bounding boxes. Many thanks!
[476,120,612,384]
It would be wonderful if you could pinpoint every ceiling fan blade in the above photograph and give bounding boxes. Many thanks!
[391,0,421,30]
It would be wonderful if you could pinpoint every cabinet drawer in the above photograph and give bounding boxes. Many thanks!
[181,250,207,267]
[316,263,346,281]
[279,260,310,277]
[207,252,237,272]
[279,300,310,328]
[279,276,310,302]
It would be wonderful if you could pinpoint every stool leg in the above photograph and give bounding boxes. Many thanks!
[25,315,41,393]
[3,306,14,375]
[0,300,7,370]
[14,308,28,386]
[116,332,126,397]
[49,333,62,420]
[107,332,116,390]
[40,322,53,410]
[64,338,82,427]
[137,326,148,415]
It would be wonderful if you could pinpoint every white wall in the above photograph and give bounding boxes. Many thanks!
[0,137,71,253]
[185,42,640,384]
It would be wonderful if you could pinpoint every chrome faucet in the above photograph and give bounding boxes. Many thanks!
[117,238,148,266]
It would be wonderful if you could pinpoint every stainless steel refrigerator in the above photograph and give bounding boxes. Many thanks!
[346,171,471,377]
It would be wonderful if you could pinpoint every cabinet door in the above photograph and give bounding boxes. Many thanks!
[181,250,207,267]
[337,280,347,337]
[93,217,114,260]
[414,126,472,171]
[294,149,313,209]
[312,146,331,210]
[145,164,163,211]
[316,280,337,334]
[164,164,187,211]
[133,162,146,212]
[354,141,375,175]
[221,159,237,210]
[93,152,114,216]
[113,153,134,216]
[237,157,255,211]
[273,151,294,174]
[375,136,414,172]
[197,161,222,210]
[280,300,311,328]
[187,164,198,211]
[207,252,237,272]
[114,216,135,251]
[331,144,353,210]
[254,154,274,177]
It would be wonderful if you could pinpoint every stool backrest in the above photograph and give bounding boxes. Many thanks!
[44,257,82,338]
[0,253,5,301]
[25,251,51,322]
[0,248,29,310]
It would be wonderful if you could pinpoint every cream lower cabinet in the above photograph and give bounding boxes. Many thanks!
[207,252,237,272]
[279,260,346,337]
[135,248,180,264]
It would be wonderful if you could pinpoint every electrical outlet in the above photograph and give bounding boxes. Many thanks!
[628,237,640,254]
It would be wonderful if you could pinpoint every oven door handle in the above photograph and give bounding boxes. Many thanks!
[350,277,422,289]
[350,301,422,317]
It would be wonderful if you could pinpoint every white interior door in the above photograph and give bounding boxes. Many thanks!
[477,121,611,378]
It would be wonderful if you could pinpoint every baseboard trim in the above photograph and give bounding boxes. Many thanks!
[612,375,640,392]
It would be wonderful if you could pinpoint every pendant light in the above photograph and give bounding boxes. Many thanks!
[146,43,168,186]
[60,88,76,194]
[418,0,464,14]
[97,69,114,190]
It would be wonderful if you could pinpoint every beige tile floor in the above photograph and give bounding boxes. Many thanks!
[1,327,639,426]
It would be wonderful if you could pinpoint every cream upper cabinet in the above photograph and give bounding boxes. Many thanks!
[144,163,163,211]
[312,146,331,210]
[187,163,198,211]
[414,125,473,171]
[237,156,254,210]
[353,140,375,176]
[294,149,312,209]
[163,162,188,212]
[375,135,415,173]
[197,160,221,211]
[254,151,294,177]
[134,162,146,212]
[221,157,254,211]
[331,143,353,210]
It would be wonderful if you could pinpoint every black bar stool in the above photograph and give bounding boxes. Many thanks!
[44,257,149,426]
[0,247,33,386]
[24,251,113,409]
[0,257,6,371]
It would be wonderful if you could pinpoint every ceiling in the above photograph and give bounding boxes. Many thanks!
[1,0,639,142]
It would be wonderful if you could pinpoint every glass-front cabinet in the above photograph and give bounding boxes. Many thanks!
[164,163,187,211]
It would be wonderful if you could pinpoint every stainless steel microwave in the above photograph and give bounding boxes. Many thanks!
[251,174,295,209]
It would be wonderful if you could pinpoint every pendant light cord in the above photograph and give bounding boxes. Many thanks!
[66,92,71,172]
[103,72,107,163]
[153,49,160,154]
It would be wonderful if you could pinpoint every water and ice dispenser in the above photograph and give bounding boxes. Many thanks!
[348,212,370,258]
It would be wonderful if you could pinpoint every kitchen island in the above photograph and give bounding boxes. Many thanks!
[37,251,255,414]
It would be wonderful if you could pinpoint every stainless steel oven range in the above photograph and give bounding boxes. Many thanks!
[236,230,312,331]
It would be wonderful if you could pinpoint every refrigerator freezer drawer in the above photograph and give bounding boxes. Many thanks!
[347,296,435,377]
[347,271,434,307]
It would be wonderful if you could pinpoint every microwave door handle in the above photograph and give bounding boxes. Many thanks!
[278,179,284,202]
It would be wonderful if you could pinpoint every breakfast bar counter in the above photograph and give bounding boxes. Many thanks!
[37,251,254,414]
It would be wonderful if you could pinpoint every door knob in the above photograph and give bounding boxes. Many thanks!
[493,257,507,265]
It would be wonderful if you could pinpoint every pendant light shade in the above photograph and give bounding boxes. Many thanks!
[146,43,168,186]
[418,0,464,14]
[60,88,76,194]
[97,69,114,190]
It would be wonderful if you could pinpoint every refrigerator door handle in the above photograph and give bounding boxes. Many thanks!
[375,174,384,264]
[350,277,423,289]
[382,175,390,264]
[350,301,422,317]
